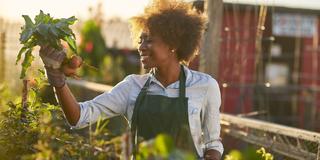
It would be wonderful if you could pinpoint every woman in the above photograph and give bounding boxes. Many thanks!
[39,0,223,159]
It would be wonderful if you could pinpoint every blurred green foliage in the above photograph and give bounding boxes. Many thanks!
[78,19,107,79]
[224,147,274,160]
[78,19,127,85]
[137,134,196,160]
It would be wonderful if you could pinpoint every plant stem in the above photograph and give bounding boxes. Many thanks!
[21,79,29,122]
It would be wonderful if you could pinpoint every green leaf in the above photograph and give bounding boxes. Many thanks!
[22,15,34,30]
[63,36,77,53]
[64,16,77,25]
[19,29,33,43]
[20,15,35,43]
[154,134,174,157]
[36,24,50,37]
[34,10,52,25]
[20,49,34,79]
[48,25,62,38]
[55,18,76,33]
[16,46,28,64]
[34,10,45,24]
[56,25,72,36]
[16,40,36,64]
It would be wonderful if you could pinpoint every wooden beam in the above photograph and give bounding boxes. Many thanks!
[221,113,320,142]
[66,79,113,93]
[199,0,223,77]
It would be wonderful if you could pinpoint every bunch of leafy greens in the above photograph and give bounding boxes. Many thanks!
[16,10,77,79]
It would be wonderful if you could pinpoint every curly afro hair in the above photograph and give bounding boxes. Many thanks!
[130,0,206,62]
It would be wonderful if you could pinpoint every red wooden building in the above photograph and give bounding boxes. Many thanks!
[194,1,320,131]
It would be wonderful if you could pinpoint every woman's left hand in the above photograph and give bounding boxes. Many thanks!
[204,149,221,160]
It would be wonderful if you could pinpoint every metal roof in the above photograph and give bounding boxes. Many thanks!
[223,0,320,11]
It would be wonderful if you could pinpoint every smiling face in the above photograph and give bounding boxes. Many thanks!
[138,32,178,70]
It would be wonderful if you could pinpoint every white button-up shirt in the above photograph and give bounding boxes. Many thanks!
[72,66,224,157]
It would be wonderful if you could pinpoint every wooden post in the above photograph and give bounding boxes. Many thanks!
[122,130,132,160]
[199,0,223,77]
[21,80,29,122]
[291,37,301,120]
[254,5,268,84]
[310,24,318,130]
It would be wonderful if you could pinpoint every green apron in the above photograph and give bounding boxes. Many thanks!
[131,65,198,158]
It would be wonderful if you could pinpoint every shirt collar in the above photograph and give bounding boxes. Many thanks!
[148,65,191,88]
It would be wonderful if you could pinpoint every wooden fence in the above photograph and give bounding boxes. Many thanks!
[67,79,320,160]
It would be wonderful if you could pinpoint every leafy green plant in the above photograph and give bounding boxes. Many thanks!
[224,147,274,160]
[16,10,77,79]
[137,134,196,160]
[224,150,243,160]
[0,71,51,159]
[0,70,122,159]
[256,147,274,160]
[0,83,19,111]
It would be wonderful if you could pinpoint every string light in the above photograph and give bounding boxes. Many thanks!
[269,36,275,41]
[222,83,228,88]
[265,82,271,88]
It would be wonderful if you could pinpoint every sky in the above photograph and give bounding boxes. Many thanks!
[1,0,320,22]
[0,0,150,22]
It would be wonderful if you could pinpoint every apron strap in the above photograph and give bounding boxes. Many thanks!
[179,65,186,98]
[141,77,151,92]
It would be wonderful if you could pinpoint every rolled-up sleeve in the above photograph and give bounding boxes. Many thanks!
[70,75,133,129]
[202,77,224,155]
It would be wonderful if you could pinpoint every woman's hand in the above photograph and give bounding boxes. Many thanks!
[204,149,221,160]
[39,45,82,87]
